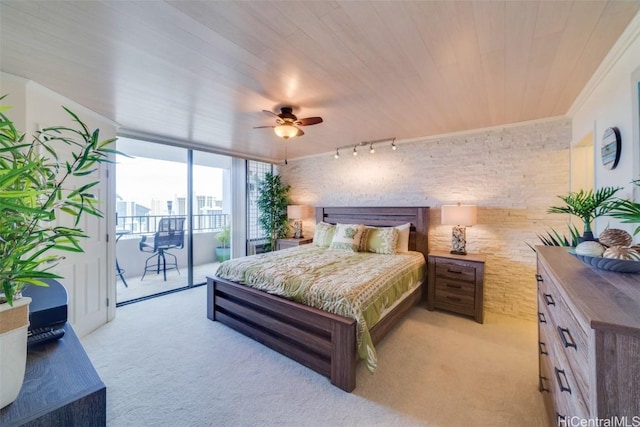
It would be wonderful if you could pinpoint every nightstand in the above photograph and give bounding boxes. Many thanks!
[276,237,313,250]
[427,251,486,323]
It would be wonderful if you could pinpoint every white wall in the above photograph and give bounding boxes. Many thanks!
[279,118,571,320]
[571,15,640,236]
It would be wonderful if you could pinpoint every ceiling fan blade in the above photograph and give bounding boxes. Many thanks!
[253,125,275,129]
[262,109,279,118]
[296,117,323,126]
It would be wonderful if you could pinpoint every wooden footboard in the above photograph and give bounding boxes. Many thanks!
[207,276,424,392]
[207,276,358,391]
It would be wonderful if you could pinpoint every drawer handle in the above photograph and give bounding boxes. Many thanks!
[554,367,572,394]
[535,274,543,283]
[446,296,462,302]
[446,283,462,289]
[538,312,547,324]
[557,326,577,350]
[447,269,463,274]
[543,293,555,306]
[538,341,548,356]
[538,375,550,393]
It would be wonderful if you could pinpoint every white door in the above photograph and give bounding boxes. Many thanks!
[51,163,112,337]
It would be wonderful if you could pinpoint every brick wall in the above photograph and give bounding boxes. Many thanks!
[278,118,572,320]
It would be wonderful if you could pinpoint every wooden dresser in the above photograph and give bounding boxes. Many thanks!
[536,247,640,425]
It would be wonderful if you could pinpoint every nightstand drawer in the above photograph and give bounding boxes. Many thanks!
[435,278,475,296]
[435,262,476,283]
[435,289,475,313]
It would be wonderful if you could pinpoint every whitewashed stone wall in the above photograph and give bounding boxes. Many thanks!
[278,118,572,320]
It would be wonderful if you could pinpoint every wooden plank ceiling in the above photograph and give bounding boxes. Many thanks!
[1,1,638,162]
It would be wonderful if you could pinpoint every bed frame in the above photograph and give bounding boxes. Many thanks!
[207,206,429,392]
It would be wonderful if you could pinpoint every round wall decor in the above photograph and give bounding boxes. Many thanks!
[601,126,621,170]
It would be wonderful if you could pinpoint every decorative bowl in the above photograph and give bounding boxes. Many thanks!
[569,249,640,273]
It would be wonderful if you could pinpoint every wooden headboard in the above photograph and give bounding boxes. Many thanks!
[315,206,429,259]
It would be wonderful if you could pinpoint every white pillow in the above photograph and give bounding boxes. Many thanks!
[394,223,411,253]
[330,223,365,252]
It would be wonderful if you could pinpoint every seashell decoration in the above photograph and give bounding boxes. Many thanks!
[599,228,633,248]
[602,246,640,261]
[575,241,605,257]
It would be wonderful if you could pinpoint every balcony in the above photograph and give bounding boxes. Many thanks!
[115,214,229,304]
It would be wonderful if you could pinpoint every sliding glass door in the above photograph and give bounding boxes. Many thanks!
[115,138,231,305]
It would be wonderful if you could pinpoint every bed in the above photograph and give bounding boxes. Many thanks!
[206,206,429,392]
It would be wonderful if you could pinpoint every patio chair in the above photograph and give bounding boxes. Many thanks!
[139,217,186,281]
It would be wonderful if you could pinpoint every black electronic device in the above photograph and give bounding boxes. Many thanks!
[22,279,68,347]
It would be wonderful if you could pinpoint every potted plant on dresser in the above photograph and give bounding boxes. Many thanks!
[0,100,115,409]
[547,186,621,242]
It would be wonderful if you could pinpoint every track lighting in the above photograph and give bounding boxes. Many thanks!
[333,137,396,159]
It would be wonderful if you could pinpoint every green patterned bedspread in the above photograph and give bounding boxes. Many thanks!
[214,245,426,372]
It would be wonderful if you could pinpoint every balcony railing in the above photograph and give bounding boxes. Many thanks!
[116,213,229,235]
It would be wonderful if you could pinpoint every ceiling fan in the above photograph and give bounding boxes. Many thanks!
[254,107,323,139]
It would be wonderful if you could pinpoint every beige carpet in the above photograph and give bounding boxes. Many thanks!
[82,286,548,427]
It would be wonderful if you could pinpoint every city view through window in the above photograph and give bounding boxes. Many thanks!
[114,138,230,304]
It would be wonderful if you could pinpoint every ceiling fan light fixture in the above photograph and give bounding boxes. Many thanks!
[274,124,299,139]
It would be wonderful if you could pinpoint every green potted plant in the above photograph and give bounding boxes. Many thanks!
[547,186,621,242]
[527,223,581,252]
[257,172,290,252]
[608,180,640,235]
[215,225,231,262]
[0,100,115,408]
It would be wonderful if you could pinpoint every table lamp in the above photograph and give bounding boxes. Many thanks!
[287,205,305,238]
[441,204,477,255]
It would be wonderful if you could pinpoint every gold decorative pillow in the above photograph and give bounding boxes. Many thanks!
[330,223,365,252]
[361,227,399,255]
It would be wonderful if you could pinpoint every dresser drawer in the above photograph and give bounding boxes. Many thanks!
[537,263,590,403]
[435,262,476,283]
[539,342,589,424]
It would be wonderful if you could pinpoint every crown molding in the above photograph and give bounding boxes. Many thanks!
[567,10,640,118]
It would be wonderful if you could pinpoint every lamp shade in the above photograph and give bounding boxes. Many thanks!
[441,204,477,226]
[274,124,299,139]
[287,205,304,219]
